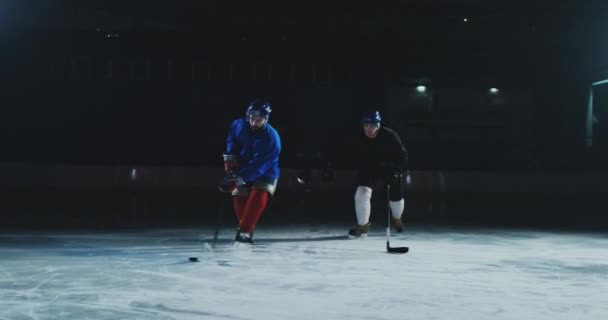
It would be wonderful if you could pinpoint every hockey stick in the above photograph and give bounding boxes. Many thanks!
[386,184,409,254]
[189,189,228,262]
[211,194,228,248]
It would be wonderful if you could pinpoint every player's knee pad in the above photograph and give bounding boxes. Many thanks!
[389,199,405,218]
[355,186,373,225]
[355,186,372,202]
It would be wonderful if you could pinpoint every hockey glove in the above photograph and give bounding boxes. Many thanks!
[223,153,239,175]
[387,171,404,183]
[218,175,246,193]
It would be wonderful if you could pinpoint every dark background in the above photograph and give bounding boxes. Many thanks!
[1,0,608,230]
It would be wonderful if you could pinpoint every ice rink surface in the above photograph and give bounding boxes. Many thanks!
[1,225,607,320]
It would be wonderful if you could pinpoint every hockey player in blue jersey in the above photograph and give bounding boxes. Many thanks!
[219,99,282,244]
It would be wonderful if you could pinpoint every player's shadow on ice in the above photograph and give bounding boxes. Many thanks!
[203,235,349,244]
[205,233,404,245]
[256,235,349,243]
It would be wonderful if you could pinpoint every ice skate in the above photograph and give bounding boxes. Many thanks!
[234,229,254,244]
[392,217,404,233]
[348,222,371,239]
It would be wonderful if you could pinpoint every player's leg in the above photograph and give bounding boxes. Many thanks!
[236,177,277,243]
[232,186,249,222]
[388,177,405,232]
[349,172,374,238]
[349,186,373,238]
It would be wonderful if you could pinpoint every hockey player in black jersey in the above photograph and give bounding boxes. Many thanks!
[349,110,408,238]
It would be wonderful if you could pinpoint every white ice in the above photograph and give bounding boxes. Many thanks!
[1,226,607,320]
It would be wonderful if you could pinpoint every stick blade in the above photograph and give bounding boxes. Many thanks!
[387,242,409,254]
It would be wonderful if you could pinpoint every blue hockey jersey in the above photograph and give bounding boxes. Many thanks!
[225,118,281,183]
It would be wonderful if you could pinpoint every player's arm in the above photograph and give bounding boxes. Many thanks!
[223,121,241,175]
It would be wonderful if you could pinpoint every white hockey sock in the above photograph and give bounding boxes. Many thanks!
[354,186,372,225]
[389,199,405,219]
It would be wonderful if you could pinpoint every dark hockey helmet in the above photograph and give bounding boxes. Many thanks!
[361,110,381,125]
[246,99,272,120]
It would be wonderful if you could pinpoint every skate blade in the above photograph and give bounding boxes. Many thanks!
[347,233,368,240]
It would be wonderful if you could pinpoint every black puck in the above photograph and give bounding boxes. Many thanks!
[189,257,199,262]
